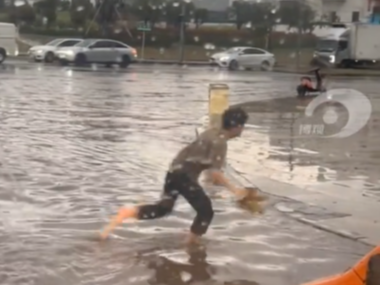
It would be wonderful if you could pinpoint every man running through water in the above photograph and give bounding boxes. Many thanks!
[297,68,325,97]
[100,107,250,244]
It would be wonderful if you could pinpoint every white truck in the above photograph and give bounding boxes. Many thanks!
[313,23,380,68]
[0,22,18,64]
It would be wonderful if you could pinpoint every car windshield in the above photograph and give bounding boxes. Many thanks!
[74,39,95,47]
[316,39,338,52]
[45,39,63,46]
[226,47,243,53]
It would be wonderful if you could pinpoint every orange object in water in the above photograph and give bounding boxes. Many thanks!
[303,245,380,285]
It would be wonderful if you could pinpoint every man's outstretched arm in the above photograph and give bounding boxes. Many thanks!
[209,170,247,199]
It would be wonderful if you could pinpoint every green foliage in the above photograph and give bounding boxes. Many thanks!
[194,8,208,27]
[162,0,194,26]
[8,1,36,25]
[278,1,316,32]
[56,11,71,28]
[59,0,71,11]
[129,0,197,27]
[231,0,316,33]
[249,1,277,34]
[130,0,163,24]
[20,25,317,49]
[33,0,59,27]
[231,0,250,30]
[0,13,8,22]
[13,0,317,47]
[70,0,94,28]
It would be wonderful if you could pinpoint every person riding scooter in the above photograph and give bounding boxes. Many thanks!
[297,68,325,97]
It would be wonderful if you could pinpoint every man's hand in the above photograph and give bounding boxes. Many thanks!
[210,170,234,191]
[209,170,250,199]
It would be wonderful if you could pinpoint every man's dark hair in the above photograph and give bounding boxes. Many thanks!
[222,107,248,130]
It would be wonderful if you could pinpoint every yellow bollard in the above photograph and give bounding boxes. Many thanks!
[208,83,230,130]
[204,84,230,184]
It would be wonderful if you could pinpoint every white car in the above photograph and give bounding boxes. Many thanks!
[56,38,137,68]
[210,47,276,71]
[28,38,83,63]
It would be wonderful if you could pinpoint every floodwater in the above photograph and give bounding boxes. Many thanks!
[0,63,372,285]
[234,77,380,200]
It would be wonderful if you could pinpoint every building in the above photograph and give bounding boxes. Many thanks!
[318,0,369,23]
[192,0,229,12]
[192,0,378,24]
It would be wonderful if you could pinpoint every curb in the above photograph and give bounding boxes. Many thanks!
[8,55,212,67]
[291,216,375,247]
[6,55,380,76]
[226,162,377,247]
[197,117,378,247]
[274,67,380,77]
[136,59,211,66]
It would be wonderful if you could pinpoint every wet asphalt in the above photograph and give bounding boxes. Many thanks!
[0,61,375,285]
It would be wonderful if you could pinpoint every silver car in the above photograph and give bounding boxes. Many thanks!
[28,38,83,63]
[210,47,276,71]
[56,39,138,68]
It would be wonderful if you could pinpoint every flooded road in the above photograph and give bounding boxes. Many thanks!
[234,77,380,201]
[0,64,372,285]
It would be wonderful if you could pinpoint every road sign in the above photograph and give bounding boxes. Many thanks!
[137,22,151,32]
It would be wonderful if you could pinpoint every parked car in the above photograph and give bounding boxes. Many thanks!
[56,39,138,68]
[28,38,83,63]
[210,47,276,71]
[0,22,18,64]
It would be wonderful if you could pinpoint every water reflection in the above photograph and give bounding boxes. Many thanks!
[138,245,259,285]
[234,90,380,198]
[0,66,372,285]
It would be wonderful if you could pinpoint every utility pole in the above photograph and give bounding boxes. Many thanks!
[178,0,186,63]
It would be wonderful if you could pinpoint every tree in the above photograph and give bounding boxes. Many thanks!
[59,0,71,11]
[70,0,94,29]
[33,0,59,27]
[93,0,122,35]
[194,8,208,28]
[248,1,278,48]
[8,0,36,25]
[278,1,316,33]
[163,0,194,27]
[248,2,277,31]
[231,0,250,30]
[130,0,163,27]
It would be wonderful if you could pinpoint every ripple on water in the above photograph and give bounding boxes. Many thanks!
[0,67,371,285]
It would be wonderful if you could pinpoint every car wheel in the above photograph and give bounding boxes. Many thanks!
[228,60,239,71]
[338,59,351,69]
[367,254,380,285]
[0,48,6,64]
[260,60,270,71]
[44,52,55,63]
[119,55,131,68]
[74,53,87,66]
